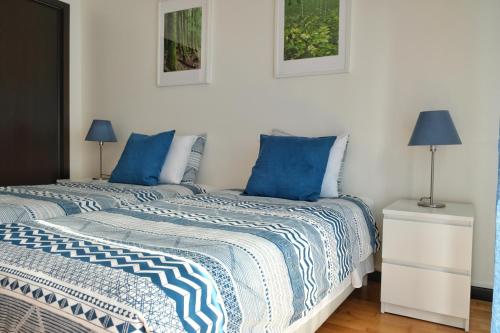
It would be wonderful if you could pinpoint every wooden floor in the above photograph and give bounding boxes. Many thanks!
[317,283,492,333]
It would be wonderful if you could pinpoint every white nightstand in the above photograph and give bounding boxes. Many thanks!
[380,199,474,331]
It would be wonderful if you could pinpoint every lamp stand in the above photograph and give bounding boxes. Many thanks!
[93,141,108,181]
[418,145,446,208]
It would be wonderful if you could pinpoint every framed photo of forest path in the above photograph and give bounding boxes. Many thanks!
[158,0,213,86]
[275,0,350,78]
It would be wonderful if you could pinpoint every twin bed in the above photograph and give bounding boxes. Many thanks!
[0,181,378,333]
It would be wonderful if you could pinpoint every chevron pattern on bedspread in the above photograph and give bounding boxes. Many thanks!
[0,192,378,333]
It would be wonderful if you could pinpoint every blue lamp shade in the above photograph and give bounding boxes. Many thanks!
[85,120,117,142]
[408,110,462,146]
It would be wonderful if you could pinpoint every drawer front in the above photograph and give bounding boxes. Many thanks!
[381,263,471,319]
[382,218,472,272]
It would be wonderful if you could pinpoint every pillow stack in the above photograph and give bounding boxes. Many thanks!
[244,131,349,201]
[245,135,335,201]
[271,129,349,198]
[110,131,206,186]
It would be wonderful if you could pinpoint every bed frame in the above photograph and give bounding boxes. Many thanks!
[287,255,374,332]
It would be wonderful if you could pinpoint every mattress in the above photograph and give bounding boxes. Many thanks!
[0,192,379,333]
[0,180,207,224]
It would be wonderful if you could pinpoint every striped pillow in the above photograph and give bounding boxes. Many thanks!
[181,135,207,183]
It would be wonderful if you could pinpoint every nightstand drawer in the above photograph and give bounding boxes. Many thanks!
[382,219,472,272]
[381,263,471,319]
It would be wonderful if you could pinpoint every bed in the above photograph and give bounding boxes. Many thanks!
[0,180,207,224]
[0,191,379,333]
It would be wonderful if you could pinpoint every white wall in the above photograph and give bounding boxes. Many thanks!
[60,0,87,179]
[81,0,500,288]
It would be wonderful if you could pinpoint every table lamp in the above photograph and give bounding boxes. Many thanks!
[409,110,462,208]
[85,120,117,180]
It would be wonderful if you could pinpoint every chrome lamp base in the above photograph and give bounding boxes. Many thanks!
[92,141,110,181]
[418,145,447,209]
[417,197,446,208]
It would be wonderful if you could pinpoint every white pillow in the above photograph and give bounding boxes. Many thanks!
[271,129,349,197]
[320,134,349,197]
[159,135,197,184]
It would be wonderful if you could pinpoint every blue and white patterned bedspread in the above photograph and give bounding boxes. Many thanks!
[0,192,379,333]
[0,181,206,224]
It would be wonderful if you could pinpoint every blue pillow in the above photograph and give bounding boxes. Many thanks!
[110,130,175,186]
[244,135,336,201]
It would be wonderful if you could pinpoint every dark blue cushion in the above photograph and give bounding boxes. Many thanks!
[244,135,336,201]
[110,130,175,186]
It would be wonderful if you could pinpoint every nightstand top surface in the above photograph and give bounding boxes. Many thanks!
[383,199,474,223]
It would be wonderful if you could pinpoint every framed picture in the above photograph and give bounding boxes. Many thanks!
[274,0,351,78]
[157,0,213,87]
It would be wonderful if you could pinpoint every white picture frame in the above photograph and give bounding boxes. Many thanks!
[157,0,213,87]
[274,0,351,78]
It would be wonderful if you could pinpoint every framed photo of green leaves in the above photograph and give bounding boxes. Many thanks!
[275,0,350,78]
[157,0,212,86]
